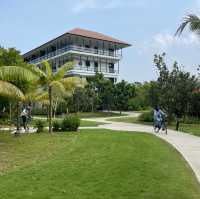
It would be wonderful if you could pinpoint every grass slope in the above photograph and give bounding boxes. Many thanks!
[0,130,199,199]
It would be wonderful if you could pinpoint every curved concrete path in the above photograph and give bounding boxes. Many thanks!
[82,113,200,183]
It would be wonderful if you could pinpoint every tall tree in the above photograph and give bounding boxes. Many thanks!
[36,60,82,133]
[114,80,135,114]
[153,53,197,130]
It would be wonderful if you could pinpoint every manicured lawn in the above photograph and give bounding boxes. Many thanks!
[0,130,199,199]
[108,117,200,136]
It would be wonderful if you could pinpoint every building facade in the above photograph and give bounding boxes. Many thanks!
[23,28,131,82]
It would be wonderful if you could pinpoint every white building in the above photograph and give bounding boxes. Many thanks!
[23,28,131,82]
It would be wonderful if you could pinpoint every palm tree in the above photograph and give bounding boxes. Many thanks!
[36,60,77,133]
[0,65,39,132]
[176,14,200,36]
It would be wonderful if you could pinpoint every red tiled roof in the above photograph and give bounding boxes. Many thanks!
[68,28,131,46]
[23,28,131,57]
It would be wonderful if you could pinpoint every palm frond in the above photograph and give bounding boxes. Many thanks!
[23,64,46,78]
[24,89,40,103]
[53,61,74,81]
[35,91,48,101]
[0,66,38,82]
[40,60,52,80]
[61,77,86,90]
[176,14,200,36]
[0,80,25,100]
[50,81,66,94]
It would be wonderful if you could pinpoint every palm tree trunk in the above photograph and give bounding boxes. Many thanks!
[9,102,12,121]
[48,86,52,133]
[16,102,20,135]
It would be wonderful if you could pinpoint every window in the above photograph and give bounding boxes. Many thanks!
[94,62,98,72]
[85,45,90,48]
[109,48,114,56]
[94,46,98,54]
[86,60,90,67]
[109,63,114,73]
[94,62,98,67]
[109,63,114,68]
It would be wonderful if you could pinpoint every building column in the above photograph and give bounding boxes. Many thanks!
[99,58,101,72]
[118,61,119,74]
[103,41,105,55]
[106,59,108,73]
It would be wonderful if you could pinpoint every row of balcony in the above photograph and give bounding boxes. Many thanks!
[72,66,118,74]
[28,45,121,64]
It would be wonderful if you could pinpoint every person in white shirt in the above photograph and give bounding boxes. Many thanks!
[20,107,28,130]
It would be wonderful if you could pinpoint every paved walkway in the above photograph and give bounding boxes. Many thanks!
[82,113,200,183]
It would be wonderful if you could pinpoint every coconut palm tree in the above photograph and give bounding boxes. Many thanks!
[0,65,39,132]
[36,60,78,133]
[176,14,200,36]
[36,77,83,119]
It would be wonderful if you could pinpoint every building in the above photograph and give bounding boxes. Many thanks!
[23,28,131,82]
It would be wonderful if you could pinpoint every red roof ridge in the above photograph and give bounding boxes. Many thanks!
[68,28,131,46]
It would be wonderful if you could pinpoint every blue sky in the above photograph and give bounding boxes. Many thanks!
[1,0,200,82]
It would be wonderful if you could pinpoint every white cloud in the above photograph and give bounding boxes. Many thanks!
[135,32,200,56]
[72,0,146,13]
[153,32,200,50]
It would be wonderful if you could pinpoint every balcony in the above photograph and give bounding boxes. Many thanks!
[67,66,118,78]
[72,66,118,74]
[28,45,122,64]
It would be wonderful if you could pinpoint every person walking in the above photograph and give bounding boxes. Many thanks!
[20,107,28,131]
[153,106,165,133]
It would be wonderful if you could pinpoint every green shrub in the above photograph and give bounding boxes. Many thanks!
[61,116,80,131]
[138,111,154,123]
[0,118,11,126]
[34,119,45,133]
[53,120,61,132]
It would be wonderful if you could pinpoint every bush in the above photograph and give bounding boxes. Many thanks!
[128,98,143,111]
[138,111,154,123]
[61,116,80,131]
[53,120,61,132]
[34,119,45,133]
[0,118,11,126]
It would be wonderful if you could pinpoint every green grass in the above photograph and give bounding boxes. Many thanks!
[108,117,200,136]
[170,123,200,136]
[0,130,199,199]
[80,120,104,127]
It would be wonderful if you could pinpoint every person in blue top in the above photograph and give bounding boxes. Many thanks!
[153,106,165,133]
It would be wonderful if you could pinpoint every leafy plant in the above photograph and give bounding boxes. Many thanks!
[53,120,61,132]
[61,116,80,131]
[138,111,154,123]
[34,119,45,133]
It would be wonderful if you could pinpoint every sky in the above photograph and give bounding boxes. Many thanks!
[1,0,200,82]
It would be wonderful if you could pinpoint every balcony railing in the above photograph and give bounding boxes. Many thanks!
[29,45,121,64]
[72,66,118,74]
